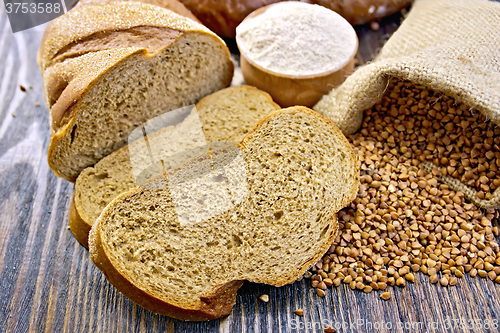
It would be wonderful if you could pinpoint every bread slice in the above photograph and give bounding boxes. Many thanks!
[37,2,234,182]
[71,86,280,248]
[89,106,359,320]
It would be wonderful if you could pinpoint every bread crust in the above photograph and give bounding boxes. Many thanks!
[69,196,92,248]
[37,0,201,92]
[195,85,280,112]
[38,2,214,71]
[77,0,201,23]
[90,220,244,320]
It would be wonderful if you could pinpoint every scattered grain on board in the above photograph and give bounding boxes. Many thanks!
[449,277,458,286]
[380,291,391,300]
[294,309,304,316]
[307,79,500,297]
[324,326,336,333]
[19,85,26,92]
[440,277,449,287]
[259,294,269,302]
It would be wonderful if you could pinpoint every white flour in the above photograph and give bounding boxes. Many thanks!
[236,2,357,77]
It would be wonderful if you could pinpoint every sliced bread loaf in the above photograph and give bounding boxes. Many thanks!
[37,2,234,182]
[89,106,359,320]
[71,86,280,248]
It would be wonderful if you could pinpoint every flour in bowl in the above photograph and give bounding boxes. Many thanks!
[236,2,358,77]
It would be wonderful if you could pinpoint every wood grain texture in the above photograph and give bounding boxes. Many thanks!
[0,7,500,333]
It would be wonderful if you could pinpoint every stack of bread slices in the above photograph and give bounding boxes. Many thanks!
[38,0,359,321]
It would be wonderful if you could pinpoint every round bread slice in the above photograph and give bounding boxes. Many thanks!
[89,106,359,320]
[38,2,234,182]
[71,86,279,248]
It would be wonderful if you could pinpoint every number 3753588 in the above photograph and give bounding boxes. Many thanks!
[5,2,61,14]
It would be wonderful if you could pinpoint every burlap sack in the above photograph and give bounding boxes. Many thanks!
[314,0,500,209]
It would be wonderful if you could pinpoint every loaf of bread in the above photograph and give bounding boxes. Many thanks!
[71,86,280,248]
[178,0,412,38]
[89,106,359,320]
[77,0,200,23]
[37,2,234,182]
[315,0,412,25]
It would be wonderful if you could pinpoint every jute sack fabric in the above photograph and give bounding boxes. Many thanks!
[314,0,500,208]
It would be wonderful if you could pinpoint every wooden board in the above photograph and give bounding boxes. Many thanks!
[0,7,499,333]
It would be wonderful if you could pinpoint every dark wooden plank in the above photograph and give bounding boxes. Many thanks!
[0,6,500,333]
[354,12,403,65]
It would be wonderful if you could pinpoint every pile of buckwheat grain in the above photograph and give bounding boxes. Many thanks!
[304,79,500,297]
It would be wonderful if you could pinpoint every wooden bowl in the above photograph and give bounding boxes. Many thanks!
[236,3,358,108]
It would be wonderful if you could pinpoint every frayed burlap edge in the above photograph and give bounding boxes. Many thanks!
[420,162,500,210]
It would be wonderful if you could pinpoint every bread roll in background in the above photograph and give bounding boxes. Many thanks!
[77,0,201,23]
[178,0,412,38]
